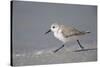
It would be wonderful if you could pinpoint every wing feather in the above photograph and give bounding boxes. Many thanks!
[61,25,84,38]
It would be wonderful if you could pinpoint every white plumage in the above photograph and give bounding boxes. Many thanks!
[50,23,89,44]
[45,23,90,53]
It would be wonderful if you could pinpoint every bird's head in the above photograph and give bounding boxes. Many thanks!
[45,23,60,34]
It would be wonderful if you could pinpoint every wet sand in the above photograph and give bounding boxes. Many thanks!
[13,44,97,66]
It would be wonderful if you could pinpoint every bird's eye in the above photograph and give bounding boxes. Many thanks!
[52,26,55,28]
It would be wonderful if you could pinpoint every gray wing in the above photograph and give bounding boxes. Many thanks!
[61,25,84,38]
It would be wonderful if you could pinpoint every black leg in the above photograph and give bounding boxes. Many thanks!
[77,40,84,50]
[53,44,64,53]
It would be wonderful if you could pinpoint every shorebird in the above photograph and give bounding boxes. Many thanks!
[45,23,90,53]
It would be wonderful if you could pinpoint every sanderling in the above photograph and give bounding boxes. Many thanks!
[45,23,90,53]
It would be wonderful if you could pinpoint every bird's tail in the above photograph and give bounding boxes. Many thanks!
[85,31,91,34]
[82,31,91,34]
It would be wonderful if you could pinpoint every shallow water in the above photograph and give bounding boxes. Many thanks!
[13,44,97,66]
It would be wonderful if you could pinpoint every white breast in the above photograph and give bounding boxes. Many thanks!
[54,30,67,43]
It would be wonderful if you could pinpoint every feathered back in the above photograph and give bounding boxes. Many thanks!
[60,25,82,38]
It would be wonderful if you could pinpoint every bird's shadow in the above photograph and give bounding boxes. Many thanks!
[73,48,97,52]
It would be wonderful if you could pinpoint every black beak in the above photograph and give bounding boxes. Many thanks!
[45,29,51,34]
